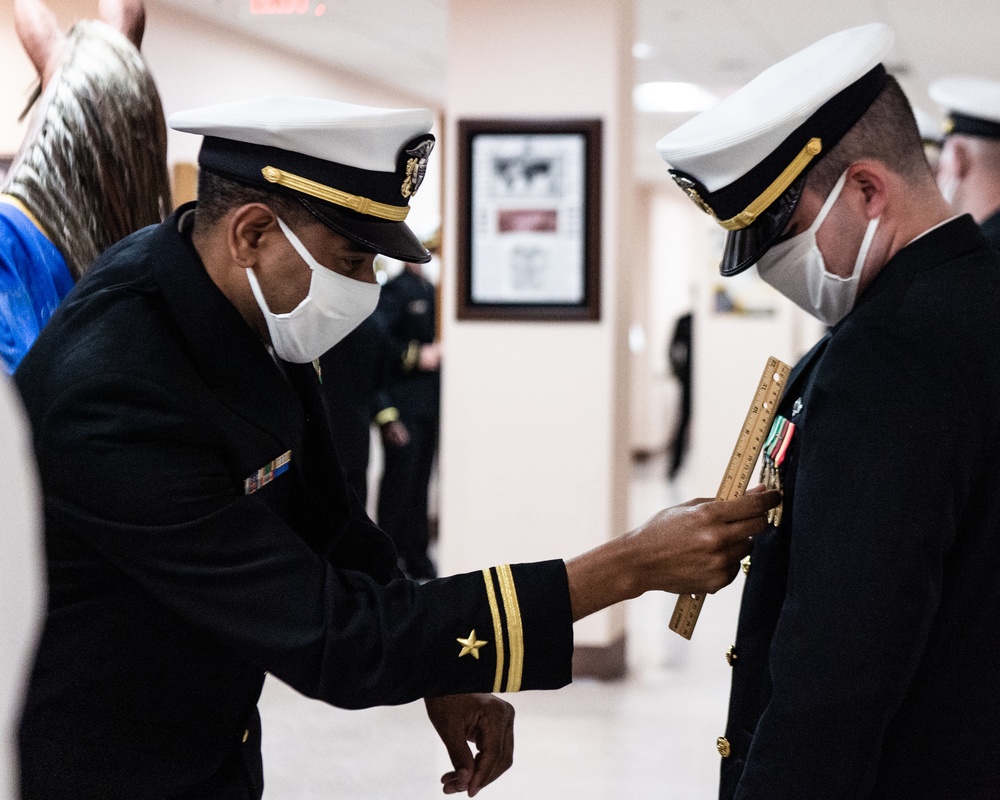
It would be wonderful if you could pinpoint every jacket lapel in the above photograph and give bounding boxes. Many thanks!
[780,334,830,413]
[282,361,352,554]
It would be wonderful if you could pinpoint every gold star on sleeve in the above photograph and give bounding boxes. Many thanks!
[457,630,488,659]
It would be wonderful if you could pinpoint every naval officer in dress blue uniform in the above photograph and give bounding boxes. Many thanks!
[373,253,442,580]
[930,76,1000,249]
[14,96,777,799]
[658,24,1000,799]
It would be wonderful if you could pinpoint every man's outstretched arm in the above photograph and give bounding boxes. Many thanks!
[424,489,778,795]
[566,490,777,621]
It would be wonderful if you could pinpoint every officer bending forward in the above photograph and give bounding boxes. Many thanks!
[14,97,778,799]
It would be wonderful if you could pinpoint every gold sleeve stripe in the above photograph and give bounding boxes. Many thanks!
[496,564,524,692]
[260,166,410,222]
[402,341,420,373]
[481,569,505,694]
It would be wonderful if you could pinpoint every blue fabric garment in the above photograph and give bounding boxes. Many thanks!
[0,201,73,373]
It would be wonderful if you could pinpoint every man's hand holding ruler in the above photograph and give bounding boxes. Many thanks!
[668,355,791,640]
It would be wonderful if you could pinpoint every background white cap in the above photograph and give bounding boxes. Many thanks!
[929,77,1000,138]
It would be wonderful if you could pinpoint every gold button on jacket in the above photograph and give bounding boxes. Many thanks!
[717,736,731,758]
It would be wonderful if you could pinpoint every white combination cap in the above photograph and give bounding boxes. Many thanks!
[169,96,435,262]
[656,23,894,276]
[929,77,1000,140]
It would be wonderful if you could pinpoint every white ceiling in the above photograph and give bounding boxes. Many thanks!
[153,0,447,104]
[632,0,1000,181]
[152,0,1000,184]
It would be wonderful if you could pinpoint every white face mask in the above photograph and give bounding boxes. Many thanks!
[755,171,880,327]
[246,217,381,363]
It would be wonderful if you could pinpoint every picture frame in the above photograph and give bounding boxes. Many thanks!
[456,119,602,321]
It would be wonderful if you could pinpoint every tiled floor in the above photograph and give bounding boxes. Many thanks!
[259,456,744,799]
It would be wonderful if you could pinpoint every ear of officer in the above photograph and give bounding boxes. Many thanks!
[793,159,949,290]
[196,204,377,347]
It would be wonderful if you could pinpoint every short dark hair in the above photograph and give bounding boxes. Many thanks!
[194,170,315,229]
[806,75,933,196]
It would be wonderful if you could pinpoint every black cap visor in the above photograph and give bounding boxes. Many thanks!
[301,197,431,264]
[720,175,805,277]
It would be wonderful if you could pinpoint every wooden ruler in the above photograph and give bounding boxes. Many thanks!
[668,355,791,639]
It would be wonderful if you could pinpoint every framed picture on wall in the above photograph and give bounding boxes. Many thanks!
[456,119,602,321]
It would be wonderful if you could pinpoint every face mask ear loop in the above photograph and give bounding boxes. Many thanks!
[852,214,881,281]
[807,170,850,235]
[246,266,271,314]
[276,216,323,273]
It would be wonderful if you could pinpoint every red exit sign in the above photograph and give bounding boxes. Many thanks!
[250,0,326,14]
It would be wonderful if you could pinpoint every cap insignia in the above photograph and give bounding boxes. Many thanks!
[401,138,434,199]
[672,174,716,218]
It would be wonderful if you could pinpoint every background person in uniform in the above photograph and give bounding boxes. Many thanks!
[373,252,441,579]
[14,95,778,799]
[318,314,398,506]
[659,23,1000,799]
[0,374,44,800]
[666,311,692,481]
[930,76,1000,249]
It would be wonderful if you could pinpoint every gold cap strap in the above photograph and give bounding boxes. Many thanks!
[717,138,823,232]
[261,166,410,222]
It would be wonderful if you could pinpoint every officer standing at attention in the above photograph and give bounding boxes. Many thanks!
[14,96,778,799]
[373,249,442,580]
[929,76,1000,249]
[658,24,1000,799]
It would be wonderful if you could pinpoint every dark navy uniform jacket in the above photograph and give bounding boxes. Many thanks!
[318,315,395,503]
[14,205,573,800]
[721,215,1000,799]
[979,207,1000,251]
